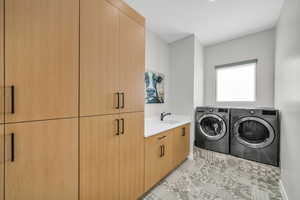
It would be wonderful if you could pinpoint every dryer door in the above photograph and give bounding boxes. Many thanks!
[233,117,275,149]
[198,114,227,141]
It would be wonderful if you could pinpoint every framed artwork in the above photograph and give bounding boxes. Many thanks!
[145,71,165,104]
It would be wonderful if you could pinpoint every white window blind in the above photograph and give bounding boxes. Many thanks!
[216,60,256,102]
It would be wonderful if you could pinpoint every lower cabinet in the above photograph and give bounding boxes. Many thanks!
[173,124,190,167]
[145,130,173,191]
[145,123,190,192]
[0,125,3,200]
[4,118,78,200]
[80,112,144,200]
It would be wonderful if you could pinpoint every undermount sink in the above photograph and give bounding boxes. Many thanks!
[161,119,180,125]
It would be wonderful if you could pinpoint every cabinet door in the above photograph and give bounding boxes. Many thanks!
[80,115,120,200]
[80,0,119,116]
[0,0,3,124]
[145,130,173,191]
[0,125,3,200]
[173,124,190,167]
[119,112,144,200]
[5,119,78,200]
[119,12,145,113]
[5,0,79,123]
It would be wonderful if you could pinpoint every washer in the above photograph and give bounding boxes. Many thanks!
[195,107,230,154]
[230,108,280,166]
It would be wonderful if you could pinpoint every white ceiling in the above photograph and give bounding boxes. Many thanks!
[124,0,284,45]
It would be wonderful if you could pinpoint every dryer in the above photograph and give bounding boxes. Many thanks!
[230,108,280,166]
[195,107,230,154]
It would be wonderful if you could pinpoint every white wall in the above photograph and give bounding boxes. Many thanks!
[170,35,204,158]
[204,29,276,107]
[275,0,300,199]
[145,30,171,118]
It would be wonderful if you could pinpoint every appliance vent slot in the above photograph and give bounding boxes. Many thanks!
[262,110,277,116]
[218,108,228,113]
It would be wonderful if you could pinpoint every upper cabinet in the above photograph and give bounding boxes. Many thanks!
[80,0,119,116]
[80,0,145,116]
[119,12,145,113]
[5,0,79,123]
[0,0,4,124]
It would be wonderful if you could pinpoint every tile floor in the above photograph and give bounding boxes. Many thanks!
[143,147,282,200]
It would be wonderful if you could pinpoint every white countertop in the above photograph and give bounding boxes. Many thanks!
[144,115,192,138]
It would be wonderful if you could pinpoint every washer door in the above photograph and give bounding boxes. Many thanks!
[233,117,275,149]
[198,114,227,141]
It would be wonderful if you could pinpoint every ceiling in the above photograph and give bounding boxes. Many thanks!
[123,0,284,45]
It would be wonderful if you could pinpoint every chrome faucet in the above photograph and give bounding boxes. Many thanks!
[160,112,171,121]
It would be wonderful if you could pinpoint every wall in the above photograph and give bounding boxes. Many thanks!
[204,29,276,107]
[170,35,204,158]
[275,0,300,199]
[145,30,171,118]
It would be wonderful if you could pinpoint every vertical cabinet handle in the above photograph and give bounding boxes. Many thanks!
[182,127,186,136]
[11,133,15,162]
[120,93,125,109]
[162,144,165,156]
[115,119,120,135]
[160,144,163,157]
[115,93,120,109]
[120,118,124,134]
[11,85,15,114]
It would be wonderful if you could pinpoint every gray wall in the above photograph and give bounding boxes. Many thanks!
[204,29,276,107]
[170,35,204,158]
[145,30,171,118]
[275,0,300,199]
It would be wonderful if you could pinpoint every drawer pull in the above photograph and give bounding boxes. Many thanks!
[115,119,120,135]
[159,144,163,157]
[11,85,15,114]
[11,133,15,162]
[115,93,120,109]
[120,118,125,134]
[158,135,166,140]
[120,92,125,109]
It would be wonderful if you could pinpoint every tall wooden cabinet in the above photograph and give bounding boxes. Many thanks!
[80,112,144,200]
[5,119,78,200]
[0,0,4,124]
[1,0,145,199]
[5,0,79,123]
[0,125,3,200]
[80,0,145,117]
[80,0,119,116]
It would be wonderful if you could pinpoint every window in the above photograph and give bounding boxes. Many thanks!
[216,60,257,102]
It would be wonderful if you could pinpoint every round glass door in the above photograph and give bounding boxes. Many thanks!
[198,114,227,141]
[233,117,275,148]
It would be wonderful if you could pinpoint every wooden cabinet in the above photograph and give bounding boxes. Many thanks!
[119,112,144,200]
[4,119,78,200]
[173,124,190,167]
[0,0,3,124]
[80,0,119,116]
[5,0,79,123]
[80,115,120,200]
[119,12,145,113]
[0,125,3,200]
[145,123,190,192]
[80,112,144,200]
[80,0,145,116]
[145,130,173,191]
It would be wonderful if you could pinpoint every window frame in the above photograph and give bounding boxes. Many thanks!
[215,59,258,103]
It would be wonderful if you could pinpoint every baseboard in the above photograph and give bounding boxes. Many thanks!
[279,179,289,200]
[188,152,194,160]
